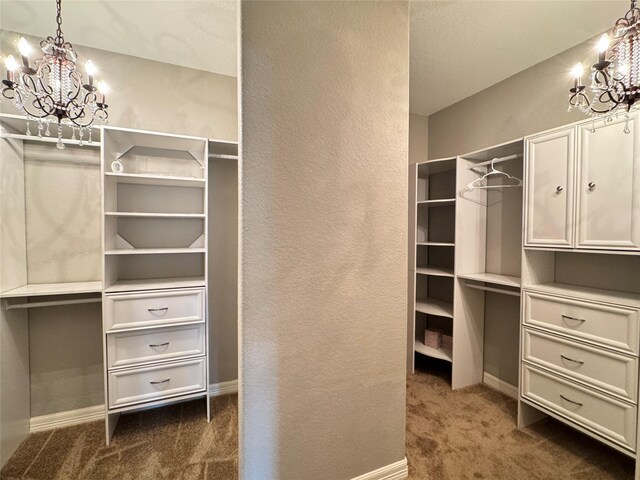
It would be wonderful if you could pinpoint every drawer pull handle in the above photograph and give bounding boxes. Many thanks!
[150,378,170,385]
[560,394,583,407]
[148,307,169,313]
[560,354,584,365]
[561,314,585,323]
[556,186,564,193]
[149,342,170,348]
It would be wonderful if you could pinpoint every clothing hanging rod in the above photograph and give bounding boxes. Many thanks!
[468,153,522,170]
[5,297,102,310]
[208,153,239,160]
[465,282,521,297]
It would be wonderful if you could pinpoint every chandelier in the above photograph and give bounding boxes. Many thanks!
[568,0,640,131]
[1,0,109,149]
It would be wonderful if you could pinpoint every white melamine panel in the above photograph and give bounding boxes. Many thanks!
[104,288,204,331]
[523,291,639,355]
[523,329,638,402]
[107,323,205,369]
[522,365,636,451]
[524,127,575,248]
[577,115,640,250]
[107,357,206,408]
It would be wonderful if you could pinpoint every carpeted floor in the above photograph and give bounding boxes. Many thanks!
[1,360,635,480]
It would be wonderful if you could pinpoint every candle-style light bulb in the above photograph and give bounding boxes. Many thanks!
[85,60,97,76]
[17,37,32,57]
[597,33,610,64]
[4,55,19,72]
[97,80,109,105]
[572,62,584,79]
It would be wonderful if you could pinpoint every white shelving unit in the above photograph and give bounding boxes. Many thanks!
[408,157,457,374]
[101,126,210,444]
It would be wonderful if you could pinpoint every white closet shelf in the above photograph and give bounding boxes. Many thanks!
[457,272,521,288]
[416,298,454,318]
[523,283,640,308]
[417,199,456,206]
[417,158,457,175]
[105,248,206,255]
[417,242,455,247]
[104,172,205,188]
[414,340,452,363]
[0,281,103,298]
[1,132,101,148]
[105,276,205,293]
[104,212,205,218]
[416,266,454,277]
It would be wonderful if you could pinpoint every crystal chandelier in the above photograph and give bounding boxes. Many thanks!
[568,0,640,132]
[1,0,109,149]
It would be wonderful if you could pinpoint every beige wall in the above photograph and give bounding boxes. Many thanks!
[0,29,238,418]
[0,30,238,141]
[239,2,409,479]
[427,36,600,387]
[409,113,428,164]
[428,36,598,159]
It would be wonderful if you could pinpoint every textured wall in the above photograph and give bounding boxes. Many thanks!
[0,29,238,418]
[239,2,409,479]
[427,36,599,388]
[428,36,598,159]
[409,113,428,164]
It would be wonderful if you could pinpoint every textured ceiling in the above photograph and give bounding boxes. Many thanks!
[0,1,630,114]
[410,0,630,116]
[0,0,237,77]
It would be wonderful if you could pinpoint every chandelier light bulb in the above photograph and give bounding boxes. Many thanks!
[97,80,109,94]
[571,62,584,79]
[4,55,19,72]
[17,37,32,57]
[85,60,97,76]
[597,33,610,53]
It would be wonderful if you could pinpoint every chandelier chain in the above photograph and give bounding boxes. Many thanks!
[55,0,63,44]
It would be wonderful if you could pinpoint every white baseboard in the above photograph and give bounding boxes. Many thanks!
[208,379,238,396]
[29,379,239,433]
[351,458,408,480]
[30,405,105,433]
[483,372,518,400]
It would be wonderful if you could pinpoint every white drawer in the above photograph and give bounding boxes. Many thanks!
[105,288,204,331]
[108,358,206,409]
[523,291,639,355]
[522,365,637,451]
[523,329,638,402]
[107,324,205,370]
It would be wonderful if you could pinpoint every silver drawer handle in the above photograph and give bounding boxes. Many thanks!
[560,394,583,407]
[150,378,170,385]
[149,342,170,348]
[148,307,169,313]
[561,314,585,323]
[560,354,584,365]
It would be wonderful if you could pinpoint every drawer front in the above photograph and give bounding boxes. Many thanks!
[523,329,638,402]
[107,324,205,370]
[108,358,206,409]
[523,291,639,354]
[522,365,637,451]
[105,288,204,331]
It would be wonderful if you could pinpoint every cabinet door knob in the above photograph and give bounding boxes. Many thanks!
[588,182,596,190]
[556,186,564,193]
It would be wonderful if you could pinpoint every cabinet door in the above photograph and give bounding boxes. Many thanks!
[577,115,640,250]
[524,127,576,247]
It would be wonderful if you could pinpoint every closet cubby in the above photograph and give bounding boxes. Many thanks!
[416,245,455,277]
[417,158,457,202]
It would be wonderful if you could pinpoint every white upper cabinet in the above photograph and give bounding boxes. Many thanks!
[577,114,640,250]
[524,127,576,248]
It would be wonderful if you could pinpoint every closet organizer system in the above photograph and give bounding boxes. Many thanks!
[0,113,238,455]
[408,113,640,469]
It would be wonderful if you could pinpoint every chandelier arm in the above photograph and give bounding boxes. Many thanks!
[13,90,56,119]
